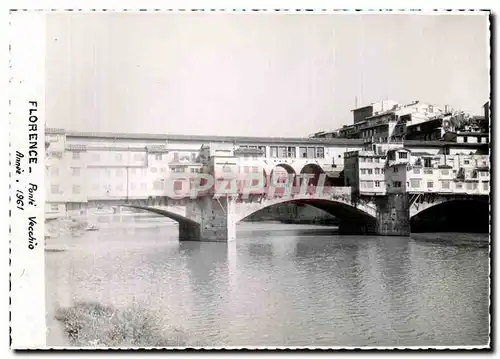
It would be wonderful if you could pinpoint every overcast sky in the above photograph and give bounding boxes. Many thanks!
[45,12,489,137]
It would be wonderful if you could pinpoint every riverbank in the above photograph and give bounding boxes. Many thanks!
[54,302,194,348]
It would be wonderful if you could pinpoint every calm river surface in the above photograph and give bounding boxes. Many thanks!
[46,216,490,347]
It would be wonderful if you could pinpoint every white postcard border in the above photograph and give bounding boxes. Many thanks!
[9,11,47,349]
[5,7,492,351]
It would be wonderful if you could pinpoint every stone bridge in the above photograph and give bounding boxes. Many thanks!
[122,187,398,241]
[121,189,488,242]
[409,193,490,218]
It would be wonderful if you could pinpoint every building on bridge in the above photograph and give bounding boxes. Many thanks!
[341,141,490,235]
[44,128,366,218]
[46,129,489,240]
[344,142,490,197]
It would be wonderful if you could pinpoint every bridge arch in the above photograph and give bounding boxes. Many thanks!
[121,204,199,227]
[299,163,325,186]
[269,163,297,185]
[410,196,489,233]
[234,196,377,226]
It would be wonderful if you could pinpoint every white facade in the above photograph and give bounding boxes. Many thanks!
[345,145,490,197]
[45,129,490,217]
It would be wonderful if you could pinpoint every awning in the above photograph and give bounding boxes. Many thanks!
[325,170,343,178]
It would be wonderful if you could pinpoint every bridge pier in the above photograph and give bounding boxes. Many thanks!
[181,197,236,242]
[374,193,410,236]
[338,194,410,236]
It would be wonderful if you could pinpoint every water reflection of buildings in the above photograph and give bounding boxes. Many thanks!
[372,238,420,345]
[179,241,231,344]
[407,238,490,345]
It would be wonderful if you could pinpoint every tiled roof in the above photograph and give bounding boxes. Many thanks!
[66,144,87,151]
[146,145,168,153]
[234,148,265,155]
[64,131,367,146]
[46,127,65,134]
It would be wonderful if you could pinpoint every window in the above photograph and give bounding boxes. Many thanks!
[394,167,399,173]
[174,181,183,191]
[424,168,433,175]
[374,157,380,163]
[375,168,380,175]
[252,166,259,173]
[161,167,166,173]
[360,169,366,175]
[173,167,185,173]
[72,185,80,194]
[388,152,395,161]
[463,136,468,143]
[441,169,449,175]
[72,152,80,160]
[381,168,385,174]
[307,147,315,158]
[360,157,365,162]
[288,147,297,158]
[150,167,157,173]
[116,169,123,176]
[441,180,450,189]
[223,166,232,173]
[51,167,59,176]
[366,157,373,163]
[394,181,402,188]
[116,184,124,191]
[258,146,267,157]
[413,168,420,174]
[50,204,59,212]
[360,181,373,189]
[155,154,163,161]
[134,153,144,161]
[472,182,478,190]
[91,153,100,161]
[153,181,162,190]
[456,182,463,189]
[366,169,373,175]
[173,152,179,162]
[299,147,307,158]
[398,152,408,159]
[278,147,287,158]
[270,147,278,157]
[424,158,432,168]
[410,179,421,188]
[71,167,80,176]
[464,160,470,165]
[51,151,63,159]
[427,181,434,188]
[316,147,325,158]
[483,182,489,190]
[375,181,381,188]
[115,153,123,161]
[51,185,59,194]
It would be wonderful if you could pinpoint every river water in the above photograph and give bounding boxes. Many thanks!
[45,215,490,347]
